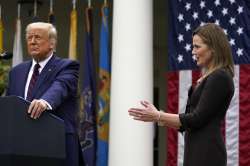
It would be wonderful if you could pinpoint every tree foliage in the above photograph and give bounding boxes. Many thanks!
[0,61,10,95]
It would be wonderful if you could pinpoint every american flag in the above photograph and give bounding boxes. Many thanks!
[167,0,250,166]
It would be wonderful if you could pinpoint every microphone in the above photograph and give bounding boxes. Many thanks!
[0,52,13,60]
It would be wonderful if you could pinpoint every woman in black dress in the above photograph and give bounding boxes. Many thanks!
[128,23,235,166]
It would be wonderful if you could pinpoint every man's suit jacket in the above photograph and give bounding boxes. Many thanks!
[6,54,80,134]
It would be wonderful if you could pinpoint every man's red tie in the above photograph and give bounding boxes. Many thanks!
[26,63,40,101]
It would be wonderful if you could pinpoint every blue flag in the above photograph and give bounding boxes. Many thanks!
[96,4,110,166]
[79,6,96,166]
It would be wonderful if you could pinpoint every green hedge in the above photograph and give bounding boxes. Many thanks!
[0,61,10,95]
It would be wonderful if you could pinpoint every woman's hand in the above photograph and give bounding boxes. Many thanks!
[128,100,160,122]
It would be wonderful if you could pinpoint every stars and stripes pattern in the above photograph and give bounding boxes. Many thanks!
[168,0,250,71]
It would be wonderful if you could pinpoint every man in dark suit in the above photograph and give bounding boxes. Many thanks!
[6,22,82,166]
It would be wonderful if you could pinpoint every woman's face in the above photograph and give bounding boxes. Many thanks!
[192,34,213,68]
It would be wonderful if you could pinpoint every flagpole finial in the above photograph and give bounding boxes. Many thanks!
[88,0,91,8]
[72,0,76,9]
[104,0,108,6]
[17,4,21,19]
[34,0,37,17]
[50,0,53,13]
[0,5,2,20]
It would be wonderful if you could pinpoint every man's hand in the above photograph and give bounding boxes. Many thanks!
[28,99,48,119]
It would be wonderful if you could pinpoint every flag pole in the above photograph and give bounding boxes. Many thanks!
[17,4,21,19]
[34,0,37,17]
[68,0,77,60]
[88,0,91,8]
[72,0,76,10]
[50,0,53,13]
[104,0,107,6]
[0,5,2,20]
[86,3,91,33]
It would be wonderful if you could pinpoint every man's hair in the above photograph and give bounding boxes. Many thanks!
[26,22,57,49]
[193,23,234,77]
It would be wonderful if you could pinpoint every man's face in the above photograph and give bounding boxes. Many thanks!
[26,28,53,61]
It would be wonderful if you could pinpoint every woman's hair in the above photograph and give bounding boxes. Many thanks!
[193,23,234,77]
[26,22,57,50]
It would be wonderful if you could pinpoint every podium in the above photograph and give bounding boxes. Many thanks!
[0,96,66,166]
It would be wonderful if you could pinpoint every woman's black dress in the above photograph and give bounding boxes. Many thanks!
[179,69,234,166]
